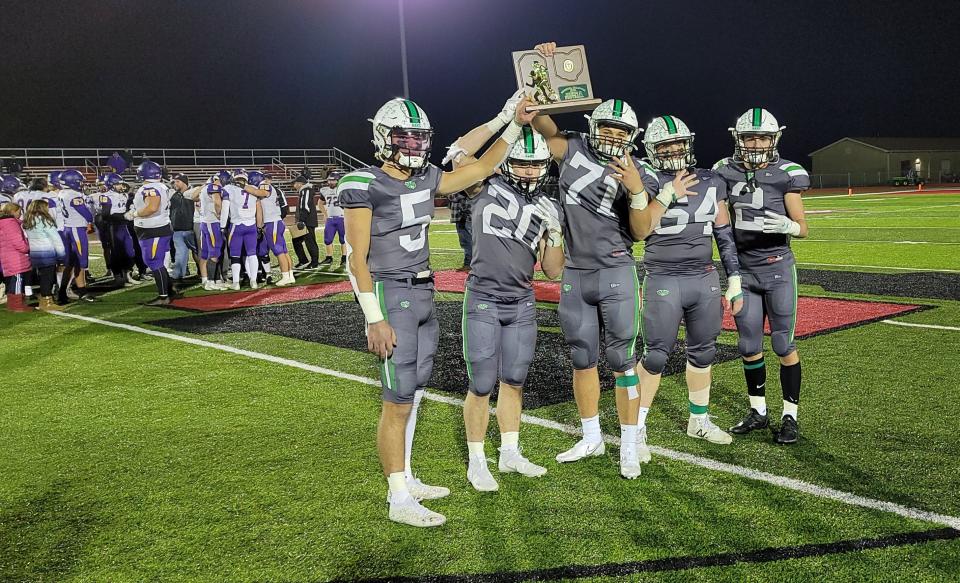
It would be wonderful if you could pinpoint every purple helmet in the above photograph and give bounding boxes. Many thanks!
[104,172,129,193]
[60,169,85,191]
[49,170,62,189]
[137,160,163,181]
[1,175,25,195]
[247,170,265,186]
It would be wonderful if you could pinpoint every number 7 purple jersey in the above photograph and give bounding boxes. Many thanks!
[338,165,442,280]
[557,132,659,269]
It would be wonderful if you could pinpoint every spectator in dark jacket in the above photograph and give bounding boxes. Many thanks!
[169,174,199,281]
[291,175,320,269]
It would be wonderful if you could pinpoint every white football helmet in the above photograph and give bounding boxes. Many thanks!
[731,108,785,166]
[232,168,249,186]
[501,126,551,195]
[369,98,434,171]
[643,115,696,171]
[585,99,640,159]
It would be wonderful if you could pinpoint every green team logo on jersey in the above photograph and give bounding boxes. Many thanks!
[404,180,417,189]
[477,303,489,311]
[399,300,411,309]
[657,289,670,296]
[562,283,573,293]
[558,84,588,101]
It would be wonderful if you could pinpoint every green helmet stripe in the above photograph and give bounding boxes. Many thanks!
[752,107,762,128]
[613,99,623,118]
[403,100,421,124]
[522,126,535,154]
[662,115,677,134]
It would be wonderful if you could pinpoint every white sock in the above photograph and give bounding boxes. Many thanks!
[783,401,798,421]
[403,389,423,479]
[231,264,241,285]
[750,396,767,416]
[620,424,637,455]
[500,431,519,453]
[581,415,601,443]
[201,277,208,284]
[638,407,650,428]
[244,256,259,283]
[387,471,410,504]
[262,260,271,273]
[467,441,485,461]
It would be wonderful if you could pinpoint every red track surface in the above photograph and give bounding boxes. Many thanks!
[170,270,920,339]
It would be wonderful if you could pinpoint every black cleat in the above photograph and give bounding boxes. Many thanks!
[143,296,171,306]
[319,257,333,269]
[775,415,799,445]
[729,408,769,435]
[294,261,310,270]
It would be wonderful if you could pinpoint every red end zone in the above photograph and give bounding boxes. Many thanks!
[169,270,922,338]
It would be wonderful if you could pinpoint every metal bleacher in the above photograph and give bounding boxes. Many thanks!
[0,147,369,187]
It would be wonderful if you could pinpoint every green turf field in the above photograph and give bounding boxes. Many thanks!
[1,191,958,581]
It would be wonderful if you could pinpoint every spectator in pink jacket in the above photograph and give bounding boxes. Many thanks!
[0,202,33,312]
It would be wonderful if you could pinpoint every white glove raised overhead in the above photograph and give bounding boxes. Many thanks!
[441,143,469,167]
[487,89,525,132]
[534,197,563,246]
[761,210,801,236]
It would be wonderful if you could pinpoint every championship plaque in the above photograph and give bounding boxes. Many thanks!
[512,45,602,114]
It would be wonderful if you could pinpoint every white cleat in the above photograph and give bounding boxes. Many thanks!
[556,439,605,463]
[275,274,296,287]
[229,282,241,291]
[498,449,547,477]
[203,281,223,291]
[388,496,446,528]
[467,458,499,492]
[250,282,259,290]
[619,449,642,480]
[405,476,450,500]
[637,425,652,463]
[687,415,733,445]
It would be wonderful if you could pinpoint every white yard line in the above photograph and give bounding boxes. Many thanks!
[880,320,960,332]
[807,188,960,199]
[795,240,960,246]
[793,262,960,273]
[47,311,960,530]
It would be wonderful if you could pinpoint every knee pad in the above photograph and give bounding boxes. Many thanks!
[641,349,669,375]
[570,344,598,370]
[468,377,496,398]
[605,344,636,373]
[771,332,796,358]
[687,344,717,369]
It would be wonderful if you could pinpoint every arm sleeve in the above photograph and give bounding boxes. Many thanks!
[713,223,741,276]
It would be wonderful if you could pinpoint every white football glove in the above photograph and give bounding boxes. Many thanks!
[489,89,525,130]
[441,142,469,167]
[761,210,801,236]
[534,197,563,246]
[123,210,135,221]
[724,274,743,303]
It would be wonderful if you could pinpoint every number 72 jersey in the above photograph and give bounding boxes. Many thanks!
[337,165,441,280]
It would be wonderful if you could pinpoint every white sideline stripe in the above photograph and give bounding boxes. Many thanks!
[881,320,960,332]
[808,188,960,199]
[47,311,960,530]
[794,262,960,273]
[796,239,960,246]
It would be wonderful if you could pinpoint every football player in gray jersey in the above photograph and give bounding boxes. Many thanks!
[631,115,746,464]
[340,96,536,528]
[446,124,564,492]
[527,42,669,479]
[714,108,810,444]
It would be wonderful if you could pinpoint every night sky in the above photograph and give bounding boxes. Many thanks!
[4,0,959,168]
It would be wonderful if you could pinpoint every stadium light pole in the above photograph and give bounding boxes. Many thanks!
[398,0,410,98]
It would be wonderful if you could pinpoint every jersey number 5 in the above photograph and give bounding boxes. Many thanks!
[399,189,432,252]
